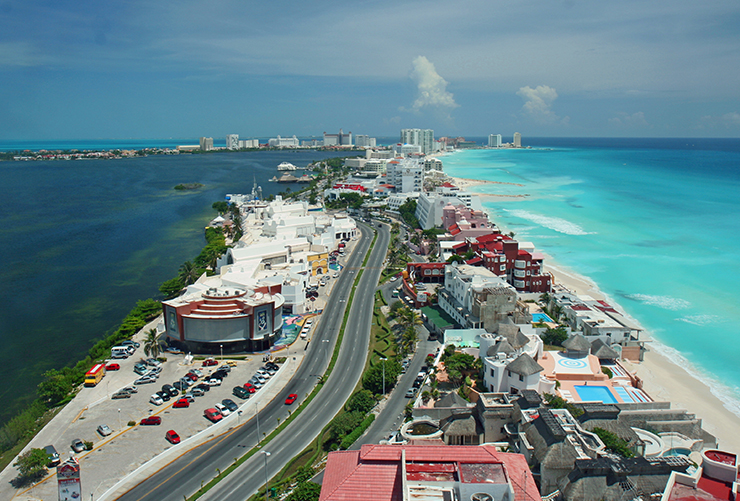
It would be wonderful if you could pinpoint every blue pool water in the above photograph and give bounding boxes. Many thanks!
[574,385,618,403]
[532,312,554,322]
[662,448,692,457]
[613,386,636,403]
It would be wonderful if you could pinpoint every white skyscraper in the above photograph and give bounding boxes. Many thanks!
[226,134,239,150]
[488,134,502,147]
[199,137,214,151]
[513,132,521,148]
[400,129,434,154]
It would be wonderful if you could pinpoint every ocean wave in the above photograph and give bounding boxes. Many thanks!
[506,209,594,235]
[676,314,721,326]
[650,341,740,419]
[625,293,691,311]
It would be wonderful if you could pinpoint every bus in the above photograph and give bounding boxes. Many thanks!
[84,363,106,387]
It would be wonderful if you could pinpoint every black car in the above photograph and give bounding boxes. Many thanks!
[195,383,211,392]
[173,380,188,391]
[211,370,228,379]
[156,390,171,402]
[221,399,239,413]
[162,384,178,397]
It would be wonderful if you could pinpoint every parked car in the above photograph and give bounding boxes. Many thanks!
[243,383,256,393]
[214,403,231,416]
[181,393,195,403]
[165,430,181,444]
[156,390,171,402]
[389,276,398,282]
[145,358,161,367]
[225,360,238,367]
[190,368,204,377]
[162,384,178,397]
[134,365,149,376]
[185,372,198,381]
[405,388,416,398]
[150,394,163,406]
[204,408,223,423]
[202,358,217,367]
[172,398,190,408]
[135,376,156,385]
[248,380,263,389]
[219,364,231,373]
[71,439,85,453]
[178,377,193,387]
[106,363,120,371]
[212,369,228,379]
[285,394,298,405]
[140,416,162,426]
[222,399,239,413]
[195,383,211,393]
[206,378,222,386]
[97,425,113,437]
[190,387,205,397]
[233,386,250,399]
[122,386,138,394]
[111,391,131,399]
[121,340,140,348]
[44,445,60,467]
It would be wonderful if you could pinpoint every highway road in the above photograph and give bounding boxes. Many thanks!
[116,220,389,501]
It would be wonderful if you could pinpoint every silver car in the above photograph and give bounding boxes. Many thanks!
[97,424,113,437]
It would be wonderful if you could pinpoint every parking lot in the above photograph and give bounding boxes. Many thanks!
[5,329,305,501]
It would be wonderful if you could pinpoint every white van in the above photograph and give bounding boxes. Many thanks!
[111,346,130,359]
[300,326,310,339]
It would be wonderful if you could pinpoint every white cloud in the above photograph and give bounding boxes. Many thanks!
[698,112,740,129]
[609,111,649,127]
[516,85,565,124]
[404,56,458,114]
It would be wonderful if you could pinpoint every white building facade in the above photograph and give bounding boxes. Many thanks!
[401,128,434,154]
[226,134,239,150]
[488,134,502,147]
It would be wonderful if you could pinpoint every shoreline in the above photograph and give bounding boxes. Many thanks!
[451,175,740,454]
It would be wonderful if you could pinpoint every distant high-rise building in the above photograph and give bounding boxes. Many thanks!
[323,129,352,146]
[354,135,376,148]
[513,132,521,148]
[199,137,214,151]
[488,134,502,147]
[226,134,239,150]
[239,139,259,149]
[400,129,434,154]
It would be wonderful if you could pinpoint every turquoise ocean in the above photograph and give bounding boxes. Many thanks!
[442,138,740,418]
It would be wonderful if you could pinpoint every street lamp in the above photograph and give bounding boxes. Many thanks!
[237,410,243,426]
[380,357,387,395]
[261,451,271,501]
[220,344,223,361]
[117,409,121,430]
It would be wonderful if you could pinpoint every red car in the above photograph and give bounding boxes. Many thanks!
[165,430,181,444]
[285,394,298,405]
[202,358,217,367]
[243,383,256,393]
[106,363,120,371]
[204,408,223,423]
[173,398,190,408]
[140,416,162,426]
[185,373,198,381]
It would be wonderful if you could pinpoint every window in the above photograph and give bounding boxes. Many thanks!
[507,370,511,377]
[519,374,524,381]
[490,368,495,377]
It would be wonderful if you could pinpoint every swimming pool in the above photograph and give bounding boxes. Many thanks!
[574,385,618,404]
[662,448,692,457]
[532,313,554,323]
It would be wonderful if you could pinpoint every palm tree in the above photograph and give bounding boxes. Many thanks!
[203,247,221,272]
[178,261,200,285]
[143,329,163,359]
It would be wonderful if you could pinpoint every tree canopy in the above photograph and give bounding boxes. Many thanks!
[398,199,419,228]
[13,448,48,478]
[541,326,568,346]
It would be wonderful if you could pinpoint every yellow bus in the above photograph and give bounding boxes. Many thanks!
[84,363,106,387]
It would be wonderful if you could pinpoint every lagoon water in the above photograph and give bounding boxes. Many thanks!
[0,150,344,424]
[443,138,740,417]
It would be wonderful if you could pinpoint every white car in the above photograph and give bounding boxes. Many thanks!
[214,403,231,416]
[206,378,222,386]
[332,272,339,278]
[150,394,163,406]
[390,276,398,282]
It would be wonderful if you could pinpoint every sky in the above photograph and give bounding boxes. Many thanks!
[1,0,739,140]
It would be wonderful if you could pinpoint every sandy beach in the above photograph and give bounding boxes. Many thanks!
[451,175,740,454]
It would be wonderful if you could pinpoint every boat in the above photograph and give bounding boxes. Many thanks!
[277,162,297,171]
[277,173,299,183]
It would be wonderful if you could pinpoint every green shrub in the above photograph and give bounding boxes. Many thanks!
[593,427,634,457]
[339,414,375,450]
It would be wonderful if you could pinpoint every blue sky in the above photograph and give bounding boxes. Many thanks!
[1,0,739,140]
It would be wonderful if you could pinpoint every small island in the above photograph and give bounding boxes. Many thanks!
[174,183,204,191]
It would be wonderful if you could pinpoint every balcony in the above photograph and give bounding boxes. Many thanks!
[513,269,526,278]
[514,280,525,288]
[514,260,526,269]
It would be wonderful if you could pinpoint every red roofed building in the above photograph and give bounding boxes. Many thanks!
[319,444,541,501]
